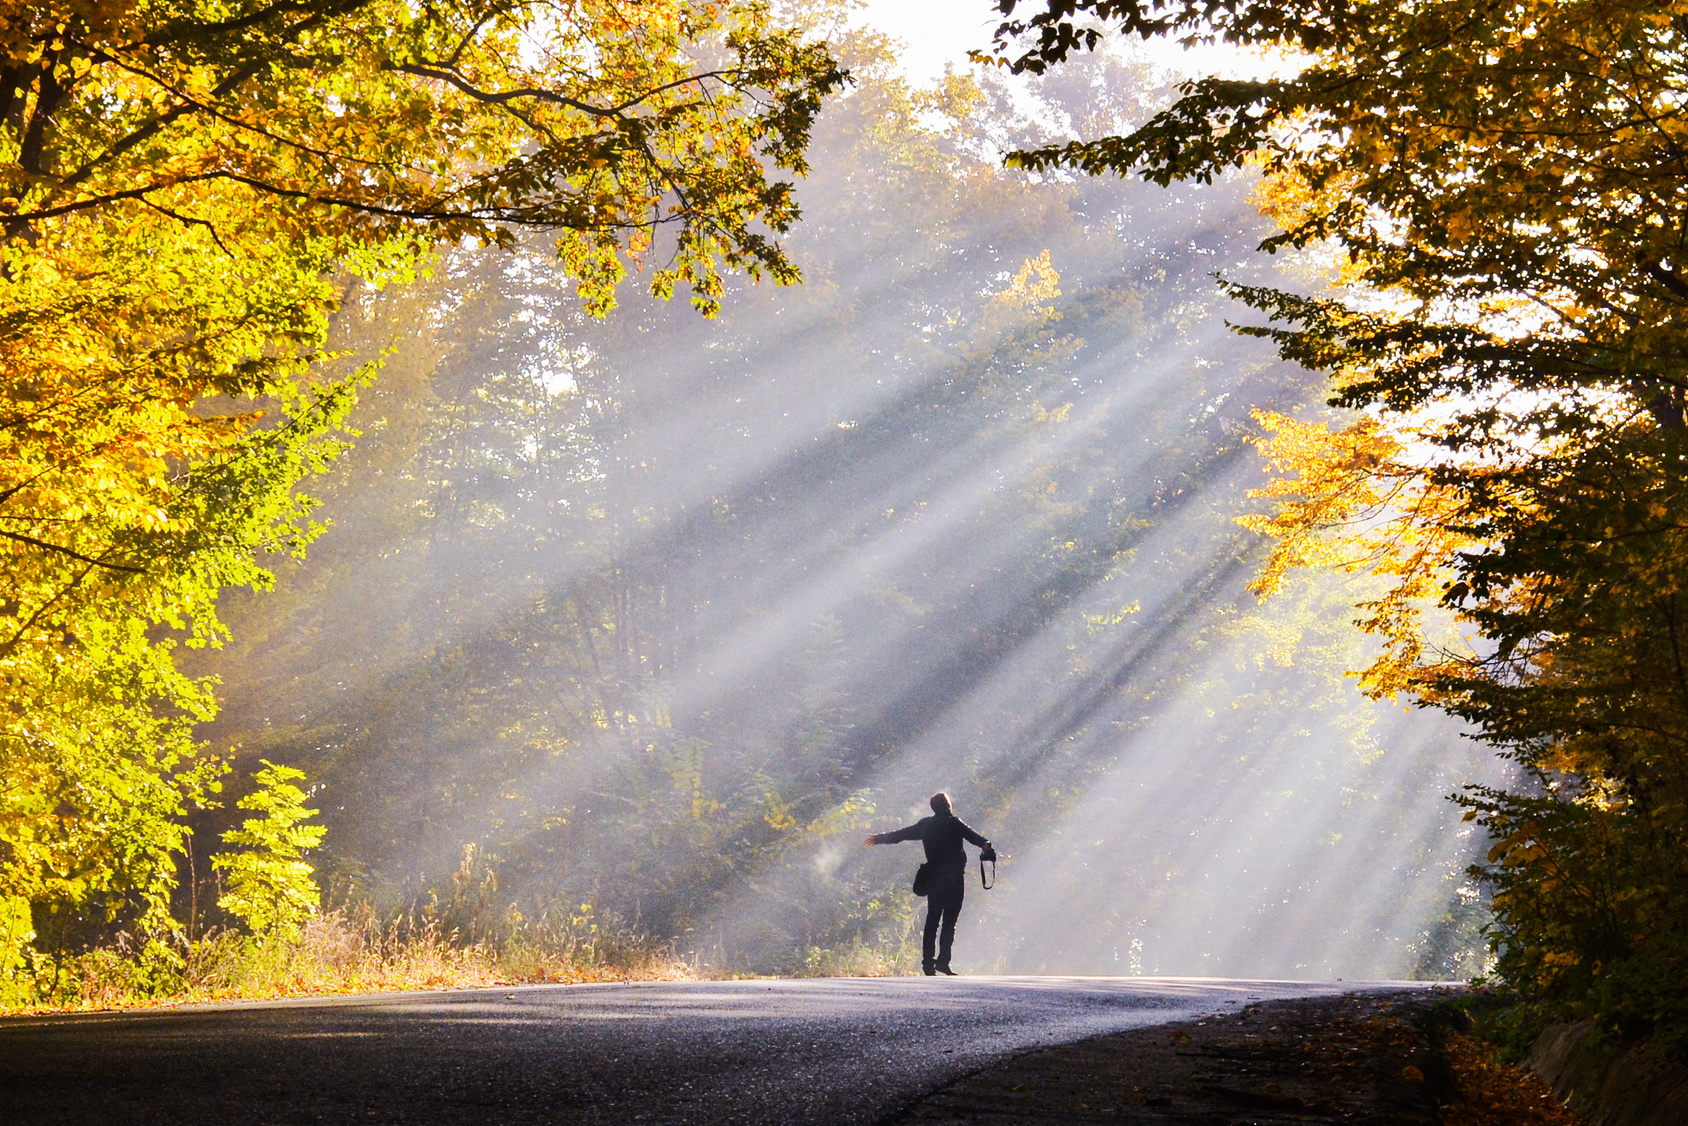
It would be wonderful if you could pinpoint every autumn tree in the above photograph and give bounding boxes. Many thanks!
[0,0,841,981]
[981,0,1688,1051]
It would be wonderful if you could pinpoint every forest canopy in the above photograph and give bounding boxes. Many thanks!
[982,0,1688,1055]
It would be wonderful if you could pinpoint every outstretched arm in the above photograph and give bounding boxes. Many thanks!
[957,819,992,850]
[863,821,926,847]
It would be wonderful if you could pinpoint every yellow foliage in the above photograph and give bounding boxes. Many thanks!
[1238,411,1482,701]
[991,249,1064,316]
[0,0,841,973]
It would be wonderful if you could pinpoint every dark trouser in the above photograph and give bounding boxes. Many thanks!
[922,880,965,971]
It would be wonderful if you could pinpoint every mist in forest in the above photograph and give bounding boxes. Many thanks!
[192,35,1500,980]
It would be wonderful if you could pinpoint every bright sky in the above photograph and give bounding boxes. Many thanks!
[850,0,1284,87]
[852,0,999,85]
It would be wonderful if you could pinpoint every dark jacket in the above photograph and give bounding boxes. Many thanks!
[871,812,991,876]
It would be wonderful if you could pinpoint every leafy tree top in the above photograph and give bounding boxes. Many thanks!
[2,0,846,315]
[979,1,1688,421]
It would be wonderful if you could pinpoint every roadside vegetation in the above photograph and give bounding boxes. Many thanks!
[9,768,694,1012]
[986,0,1688,1062]
[12,906,693,1015]
[0,0,840,1005]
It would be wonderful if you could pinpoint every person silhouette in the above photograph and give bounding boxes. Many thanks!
[864,792,995,976]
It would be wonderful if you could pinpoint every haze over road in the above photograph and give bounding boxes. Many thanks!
[0,977,1424,1125]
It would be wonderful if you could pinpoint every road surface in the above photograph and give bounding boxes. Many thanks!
[0,976,1423,1124]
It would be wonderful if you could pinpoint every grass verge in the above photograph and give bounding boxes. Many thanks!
[3,903,693,1015]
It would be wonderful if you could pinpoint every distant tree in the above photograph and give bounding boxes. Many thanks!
[981,0,1688,1051]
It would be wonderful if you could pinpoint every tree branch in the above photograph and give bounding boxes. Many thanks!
[0,530,146,573]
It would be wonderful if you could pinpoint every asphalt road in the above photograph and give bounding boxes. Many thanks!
[0,977,1420,1125]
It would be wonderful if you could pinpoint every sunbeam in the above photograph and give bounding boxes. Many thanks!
[190,39,1498,981]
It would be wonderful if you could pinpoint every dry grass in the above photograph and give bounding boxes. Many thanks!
[5,904,694,1015]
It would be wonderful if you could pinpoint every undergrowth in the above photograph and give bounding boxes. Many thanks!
[796,933,916,977]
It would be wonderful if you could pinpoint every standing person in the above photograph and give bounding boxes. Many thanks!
[864,792,995,976]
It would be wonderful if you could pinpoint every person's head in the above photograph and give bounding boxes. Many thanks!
[929,792,952,815]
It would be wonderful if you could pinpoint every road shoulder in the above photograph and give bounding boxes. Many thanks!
[883,989,1575,1124]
